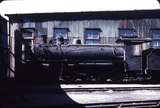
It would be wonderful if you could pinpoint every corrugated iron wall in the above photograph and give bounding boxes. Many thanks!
[10,19,160,45]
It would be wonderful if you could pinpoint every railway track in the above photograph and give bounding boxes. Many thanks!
[61,84,160,91]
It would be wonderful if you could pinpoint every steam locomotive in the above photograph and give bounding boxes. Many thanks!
[32,36,160,83]
[33,43,124,83]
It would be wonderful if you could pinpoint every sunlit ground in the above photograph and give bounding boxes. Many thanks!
[61,84,160,104]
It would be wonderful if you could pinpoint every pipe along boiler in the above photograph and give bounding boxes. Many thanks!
[34,44,123,61]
